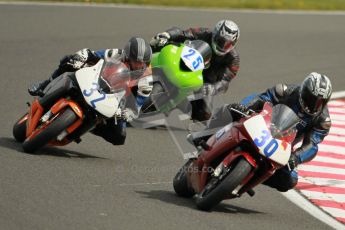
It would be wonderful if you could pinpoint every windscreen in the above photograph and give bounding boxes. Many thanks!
[97,61,131,93]
[270,104,300,139]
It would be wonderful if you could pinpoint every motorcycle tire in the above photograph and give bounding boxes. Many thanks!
[13,113,29,143]
[195,158,252,211]
[173,160,195,198]
[22,108,77,153]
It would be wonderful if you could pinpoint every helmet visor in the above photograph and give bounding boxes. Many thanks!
[129,60,147,71]
[301,89,325,115]
[213,33,233,54]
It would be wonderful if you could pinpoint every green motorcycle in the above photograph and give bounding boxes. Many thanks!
[141,40,211,114]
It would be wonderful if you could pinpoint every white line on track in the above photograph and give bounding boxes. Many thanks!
[299,165,345,175]
[322,207,345,219]
[330,114,345,122]
[330,120,345,125]
[312,156,345,165]
[299,177,345,188]
[329,101,345,106]
[333,92,345,99]
[282,190,345,230]
[319,144,345,156]
[329,127,345,136]
[300,190,345,203]
[325,135,345,143]
[1,1,345,16]
[329,107,345,113]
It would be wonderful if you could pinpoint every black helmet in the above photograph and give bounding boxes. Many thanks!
[299,72,332,116]
[124,37,152,71]
[184,40,212,69]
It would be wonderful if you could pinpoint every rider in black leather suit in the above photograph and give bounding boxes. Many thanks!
[150,20,240,121]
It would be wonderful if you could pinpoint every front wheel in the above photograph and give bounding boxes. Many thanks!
[13,113,29,143]
[195,158,252,211]
[22,108,78,153]
[173,160,195,198]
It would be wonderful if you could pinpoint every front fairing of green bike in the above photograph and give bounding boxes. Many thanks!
[150,44,204,112]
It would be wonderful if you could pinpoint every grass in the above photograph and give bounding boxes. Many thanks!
[14,0,345,11]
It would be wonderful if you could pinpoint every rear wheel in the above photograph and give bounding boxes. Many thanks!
[13,113,28,143]
[173,160,195,198]
[195,158,252,211]
[22,108,77,153]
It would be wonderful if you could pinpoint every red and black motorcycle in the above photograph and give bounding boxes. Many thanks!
[173,102,300,211]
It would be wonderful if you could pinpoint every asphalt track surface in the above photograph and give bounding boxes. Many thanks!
[1,3,345,230]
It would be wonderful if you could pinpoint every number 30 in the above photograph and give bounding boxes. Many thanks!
[254,130,279,157]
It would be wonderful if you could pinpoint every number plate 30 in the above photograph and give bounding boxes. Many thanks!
[243,115,291,165]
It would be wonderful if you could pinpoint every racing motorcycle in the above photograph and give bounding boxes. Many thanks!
[12,60,152,153]
[141,40,209,114]
[173,102,300,211]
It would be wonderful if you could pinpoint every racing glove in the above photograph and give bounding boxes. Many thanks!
[202,83,216,96]
[123,108,138,122]
[104,49,123,62]
[228,103,250,113]
[202,80,230,96]
[287,146,305,170]
[137,75,153,98]
[227,103,253,121]
[215,79,230,95]
[115,106,138,123]
[66,48,99,70]
[149,32,170,48]
[287,154,299,171]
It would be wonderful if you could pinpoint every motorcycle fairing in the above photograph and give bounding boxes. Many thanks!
[181,46,205,72]
[75,60,119,118]
[244,115,291,165]
[215,123,233,141]
[26,99,44,137]
[39,74,75,108]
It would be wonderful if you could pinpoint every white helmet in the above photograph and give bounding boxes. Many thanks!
[212,20,240,56]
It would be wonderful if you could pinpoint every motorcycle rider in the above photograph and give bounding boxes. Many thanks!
[246,72,332,192]
[150,20,240,121]
[28,37,153,145]
[194,72,332,192]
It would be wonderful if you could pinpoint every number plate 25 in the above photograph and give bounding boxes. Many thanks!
[181,46,204,72]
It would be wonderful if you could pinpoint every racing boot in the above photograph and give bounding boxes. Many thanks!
[28,79,51,96]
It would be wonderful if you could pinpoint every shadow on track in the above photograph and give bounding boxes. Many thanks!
[0,137,106,159]
[135,190,262,214]
[128,122,189,132]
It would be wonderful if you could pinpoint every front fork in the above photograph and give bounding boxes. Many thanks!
[26,98,84,145]
[221,149,276,196]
